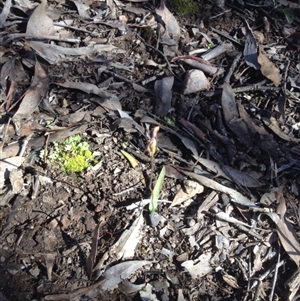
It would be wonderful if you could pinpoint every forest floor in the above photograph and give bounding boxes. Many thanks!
[1,0,300,300]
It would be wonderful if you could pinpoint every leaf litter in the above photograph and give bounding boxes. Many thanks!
[1,0,300,300]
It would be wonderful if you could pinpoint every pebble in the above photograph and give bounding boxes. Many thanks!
[149,212,161,227]
[187,218,196,227]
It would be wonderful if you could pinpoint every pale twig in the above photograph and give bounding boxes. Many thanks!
[0,33,80,45]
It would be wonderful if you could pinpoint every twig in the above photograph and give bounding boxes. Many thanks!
[0,33,80,45]
[53,22,102,36]
[211,27,243,46]
[18,134,33,157]
[269,252,281,301]
[44,279,105,300]
[223,52,242,84]
[113,182,142,196]
[233,85,280,93]
[249,259,287,290]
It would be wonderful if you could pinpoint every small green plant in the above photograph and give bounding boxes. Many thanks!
[162,116,176,126]
[171,0,199,16]
[149,166,166,212]
[42,135,96,173]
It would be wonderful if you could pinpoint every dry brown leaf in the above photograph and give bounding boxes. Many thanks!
[68,0,90,19]
[181,170,261,209]
[257,46,281,86]
[243,19,260,70]
[276,192,300,267]
[261,116,300,143]
[193,156,263,188]
[28,42,119,64]
[221,83,252,147]
[154,76,174,116]
[26,0,54,36]
[156,0,180,46]
[12,59,49,122]
[0,0,11,27]
[170,179,204,208]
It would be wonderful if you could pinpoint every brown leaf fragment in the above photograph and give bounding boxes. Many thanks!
[257,46,281,86]
[29,42,119,64]
[56,81,121,109]
[12,59,49,123]
[179,118,207,142]
[222,274,240,288]
[243,19,260,70]
[221,83,252,147]
[99,260,153,291]
[181,253,213,279]
[0,0,11,27]
[193,156,263,188]
[172,56,223,76]
[45,253,56,281]
[154,76,174,116]
[261,116,300,143]
[181,170,259,209]
[155,0,180,46]
[26,0,55,36]
[266,192,300,267]
[170,179,204,208]
[285,267,300,301]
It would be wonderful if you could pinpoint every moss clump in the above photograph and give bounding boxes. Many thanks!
[44,135,96,173]
[171,0,199,16]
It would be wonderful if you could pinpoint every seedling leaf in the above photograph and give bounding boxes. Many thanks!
[149,166,166,212]
[121,150,139,168]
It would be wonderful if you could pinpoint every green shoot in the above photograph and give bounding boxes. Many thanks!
[149,166,166,212]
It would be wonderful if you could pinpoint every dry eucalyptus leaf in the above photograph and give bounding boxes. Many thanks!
[26,0,54,36]
[94,212,145,273]
[243,19,260,70]
[99,260,153,291]
[170,180,204,208]
[276,193,300,267]
[257,46,281,86]
[0,0,11,27]
[261,116,300,143]
[221,83,252,147]
[29,42,120,64]
[222,274,240,288]
[68,0,90,19]
[0,157,24,191]
[156,0,180,46]
[154,76,174,116]
[181,252,213,279]
[181,170,260,209]
[194,156,263,188]
[118,280,145,295]
[183,69,210,95]
[12,59,49,122]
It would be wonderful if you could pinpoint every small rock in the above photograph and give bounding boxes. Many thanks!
[182,69,210,95]
[149,212,161,227]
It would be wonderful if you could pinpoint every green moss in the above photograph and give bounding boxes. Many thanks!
[171,0,199,16]
[42,135,96,173]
